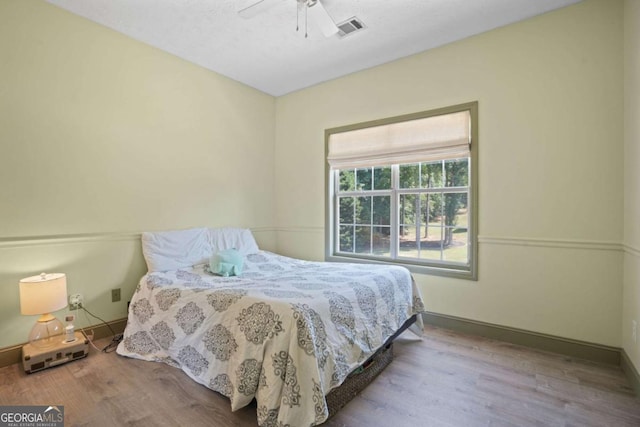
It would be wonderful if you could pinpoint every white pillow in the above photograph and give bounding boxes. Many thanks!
[142,227,210,272]
[208,227,259,255]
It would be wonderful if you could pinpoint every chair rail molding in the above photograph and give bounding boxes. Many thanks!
[623,243,640,258]
[478,235,622,252]
[0,232,142,249]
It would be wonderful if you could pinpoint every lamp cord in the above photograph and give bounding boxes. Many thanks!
[82,306,115,335]
[77,306,123,353]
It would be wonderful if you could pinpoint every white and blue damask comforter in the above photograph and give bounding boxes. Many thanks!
[117,251,425,427]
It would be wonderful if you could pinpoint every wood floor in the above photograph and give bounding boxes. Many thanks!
[1,325,638,427]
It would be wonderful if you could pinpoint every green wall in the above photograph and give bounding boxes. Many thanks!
[0,0,276,348]
[275,0,625,347]
[623,0,640,376]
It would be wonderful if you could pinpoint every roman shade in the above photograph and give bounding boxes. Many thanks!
[327,110,471,169]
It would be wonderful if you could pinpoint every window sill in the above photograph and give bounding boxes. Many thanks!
[325,254,477,280]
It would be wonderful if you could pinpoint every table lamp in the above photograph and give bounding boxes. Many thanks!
[19,273,68,349]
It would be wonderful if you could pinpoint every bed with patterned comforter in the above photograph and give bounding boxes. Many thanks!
[117,250,425,427]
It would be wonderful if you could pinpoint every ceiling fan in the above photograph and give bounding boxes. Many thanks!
[238,0,339,37]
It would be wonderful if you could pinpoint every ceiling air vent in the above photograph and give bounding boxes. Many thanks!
[337,17,366,38]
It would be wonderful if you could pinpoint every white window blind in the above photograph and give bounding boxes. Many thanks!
[327,110,471,169]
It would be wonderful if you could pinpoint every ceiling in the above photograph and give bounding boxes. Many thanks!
[46,0,581,97]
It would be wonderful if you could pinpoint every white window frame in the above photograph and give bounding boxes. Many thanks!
[325,102,478,280]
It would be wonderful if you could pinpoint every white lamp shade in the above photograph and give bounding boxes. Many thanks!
[19,273,67,315]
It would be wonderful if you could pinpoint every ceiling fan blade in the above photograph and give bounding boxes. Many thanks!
[238,0,284,19]
[307,0,339,37]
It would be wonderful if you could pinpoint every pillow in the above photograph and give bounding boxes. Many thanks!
[209,248,244,277]
[141,227,210,272]
[208,227,259,255]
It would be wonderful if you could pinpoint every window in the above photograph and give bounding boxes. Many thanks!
[325,103,478,279]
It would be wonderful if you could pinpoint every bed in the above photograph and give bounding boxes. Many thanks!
[117,227,425,427]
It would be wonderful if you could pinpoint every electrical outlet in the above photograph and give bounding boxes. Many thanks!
[111,288,121,302]
[69,294,83,310]
[632,320,637,343]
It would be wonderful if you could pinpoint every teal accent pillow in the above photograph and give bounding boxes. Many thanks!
[209,249,244,277]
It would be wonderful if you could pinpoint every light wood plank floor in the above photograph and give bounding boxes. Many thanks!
[1,325,638,427]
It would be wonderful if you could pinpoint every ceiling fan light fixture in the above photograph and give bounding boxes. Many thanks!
[241,0,339,38]
[306,0,339,37]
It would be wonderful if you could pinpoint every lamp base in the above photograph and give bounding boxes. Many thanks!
[29,314,64,349]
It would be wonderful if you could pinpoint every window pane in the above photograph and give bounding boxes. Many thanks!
[399,194,417,230]
[339,169,355,192]
[355,226,371,254]
[372,226,391,256]
[448,193,468,229]
[425,193,443,227]
[356,168,372,191]
[399,163,420,188]
[339,225,354,252]
[444,158,469,187]
[398,223,418,258]
[442,192,469,264]
[399,194,418,258]
[372,196,390,226]
[421,226,444,261]
[373,166,391,190]
[443,226,468,263]
[443,193,467,229]
[355,196,372,224]
[421,161,443,188]
[339,197,354,224]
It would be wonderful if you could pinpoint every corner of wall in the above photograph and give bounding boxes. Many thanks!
[622,0,640,376]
